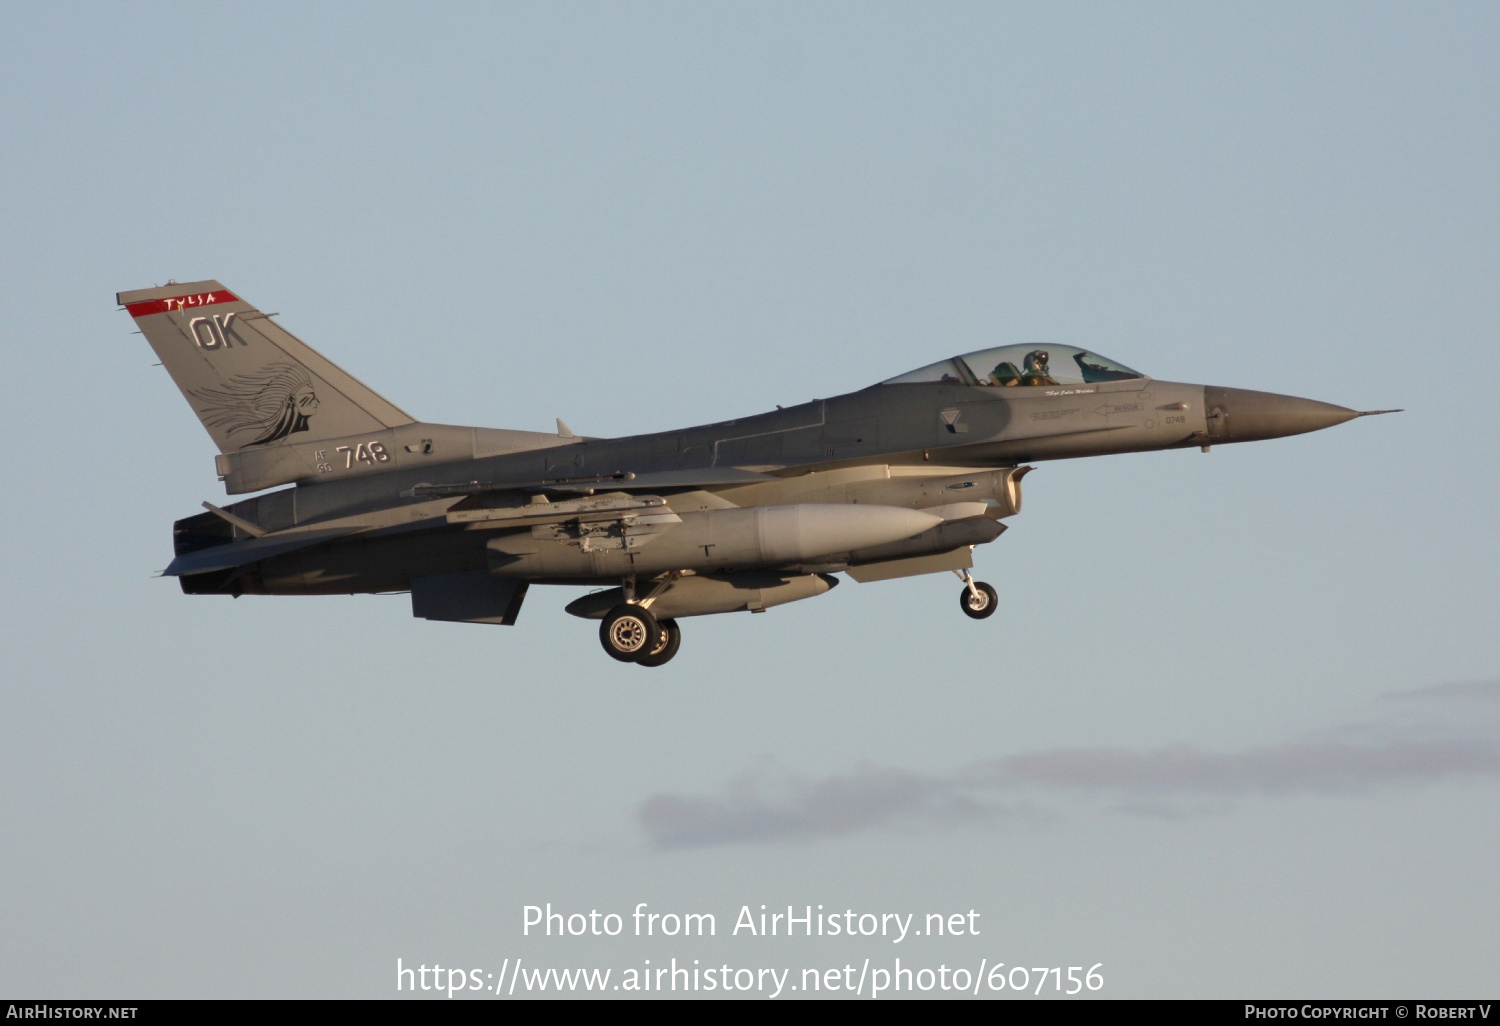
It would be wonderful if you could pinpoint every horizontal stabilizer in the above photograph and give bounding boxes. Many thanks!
[163,527,360,577]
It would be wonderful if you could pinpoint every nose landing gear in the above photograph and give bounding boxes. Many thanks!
[956,570,998,620]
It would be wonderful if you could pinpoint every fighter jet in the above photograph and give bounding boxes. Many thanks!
[121,280,1396,666]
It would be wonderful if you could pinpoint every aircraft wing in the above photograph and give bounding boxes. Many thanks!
[608,467,779,490]
[409,466,778,498]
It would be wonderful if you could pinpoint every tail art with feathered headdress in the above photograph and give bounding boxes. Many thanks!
[190,362,321,448]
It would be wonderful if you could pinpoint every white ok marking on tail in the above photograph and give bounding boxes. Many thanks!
[188,312,241,350]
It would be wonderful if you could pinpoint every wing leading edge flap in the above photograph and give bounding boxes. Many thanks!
[409,466,777,499]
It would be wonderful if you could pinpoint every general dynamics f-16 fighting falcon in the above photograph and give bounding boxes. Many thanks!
[121,280,1396,666]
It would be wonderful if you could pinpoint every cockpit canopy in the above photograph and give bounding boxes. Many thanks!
[882,345,1144,388]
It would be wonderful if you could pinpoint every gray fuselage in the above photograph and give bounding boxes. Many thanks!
[199,376,1335,596]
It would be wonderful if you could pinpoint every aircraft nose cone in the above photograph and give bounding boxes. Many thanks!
[1203,386,1359,443]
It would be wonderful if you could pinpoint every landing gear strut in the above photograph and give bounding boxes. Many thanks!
[599,574,688,666]
[956,570,998,620]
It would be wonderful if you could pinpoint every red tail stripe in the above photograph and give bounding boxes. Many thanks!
[125,289,240,318]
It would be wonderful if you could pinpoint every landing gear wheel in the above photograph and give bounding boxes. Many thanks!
[960,581,998,620]
[600,605,661,662]
[637,618,682,668]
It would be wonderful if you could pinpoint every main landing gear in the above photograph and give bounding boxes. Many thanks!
[638,618,681,667]
[599,604,682,667]
[956,569,998,620]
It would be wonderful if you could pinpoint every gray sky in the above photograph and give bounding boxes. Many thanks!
[1,2,1497,998]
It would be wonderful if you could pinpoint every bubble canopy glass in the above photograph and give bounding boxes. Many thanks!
[882,345,1144,388]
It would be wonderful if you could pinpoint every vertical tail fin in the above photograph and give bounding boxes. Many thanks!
[118,280,414,454]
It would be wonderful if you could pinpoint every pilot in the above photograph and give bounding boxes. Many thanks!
[987,361,1022,386]
[1020,349,1058,386]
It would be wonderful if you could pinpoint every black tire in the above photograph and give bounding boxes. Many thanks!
[637,618,682,668]
[600,605,661,662]
[960,581,998,620]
